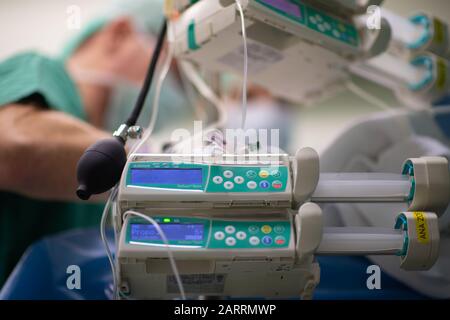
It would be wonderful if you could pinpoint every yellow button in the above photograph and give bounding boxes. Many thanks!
[259,170,269,178]
[261,225,272,234]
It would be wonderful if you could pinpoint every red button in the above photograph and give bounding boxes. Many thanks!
[272,180,283,189]
[275,236,286,245]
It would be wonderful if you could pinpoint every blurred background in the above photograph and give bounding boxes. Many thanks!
[1,0,450,153]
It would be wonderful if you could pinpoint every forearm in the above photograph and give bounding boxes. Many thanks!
[0,104,111,201]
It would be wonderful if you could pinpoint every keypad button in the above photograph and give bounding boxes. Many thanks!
[214,231,225,240]
[223,170,234,178]
[246,170,257,179]
[236,231,247,240]
[249,236,260,246]
[259,170,269,179]
[259,181,270,189]
[247,181,257,190]
[225,225,236,234]
[234,176,244,184]
[275,236,286,245]
[224,181,234,190]
[274,225,285,234]
[248,225,259,234]
[212,176,223,184]
[271,170,281,178]
[262,236,273,246]
[225,237,236,246]
[261,225,272,234]
[272,180,283,189]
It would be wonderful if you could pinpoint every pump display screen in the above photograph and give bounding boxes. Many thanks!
[130,223,205,242]
[130,168,203,185]
[258,0,303,19]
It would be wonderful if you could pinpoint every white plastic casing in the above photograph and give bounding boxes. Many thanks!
[404,156,450,216]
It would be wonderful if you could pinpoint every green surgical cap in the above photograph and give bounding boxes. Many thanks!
[59,0,164,61]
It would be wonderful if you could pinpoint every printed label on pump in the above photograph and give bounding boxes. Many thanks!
[413,212,430,244]
[167,274,226,294]
[219,41,284,75]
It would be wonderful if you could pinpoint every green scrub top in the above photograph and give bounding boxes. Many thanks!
[0,52,104,287]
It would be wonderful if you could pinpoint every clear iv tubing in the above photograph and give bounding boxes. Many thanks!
[312,173,413,202]
[317,227,404,255]
[235,0,248,130]
[100,187,119,299]
[123,210,186,300]
[129,21,175,156]
[178,61,227,129]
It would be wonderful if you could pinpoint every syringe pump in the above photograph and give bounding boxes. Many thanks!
[115,149,450,299]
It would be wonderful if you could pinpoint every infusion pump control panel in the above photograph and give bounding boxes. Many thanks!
[121,216,293,253]
[118,154,293,211]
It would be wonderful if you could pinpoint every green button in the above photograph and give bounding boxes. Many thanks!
[246,170,257,179]
[249,225,259,234]
[274,225,285,234]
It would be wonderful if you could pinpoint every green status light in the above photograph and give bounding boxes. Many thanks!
[163,218,171,223]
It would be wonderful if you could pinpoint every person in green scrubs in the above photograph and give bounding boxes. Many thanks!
[0,0,190,287]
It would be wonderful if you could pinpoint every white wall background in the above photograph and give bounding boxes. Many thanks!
[0,0,449,153]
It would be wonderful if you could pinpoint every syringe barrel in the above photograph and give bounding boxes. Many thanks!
[311,173,412,203]
[317,227,404,255]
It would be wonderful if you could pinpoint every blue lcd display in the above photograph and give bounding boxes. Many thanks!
[259,0,303,19]
[130,223,204,242]
[130,168,202,185]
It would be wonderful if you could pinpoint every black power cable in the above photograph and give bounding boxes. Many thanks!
[126,20,167,126]
[76,19,168,200]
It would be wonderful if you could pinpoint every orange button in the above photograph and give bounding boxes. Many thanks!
[259,170,269,179]
[261,225,272,234]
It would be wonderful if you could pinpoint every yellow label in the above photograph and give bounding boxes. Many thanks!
[433,18,445,45]
[413,212,430,244]
[436,59,447,90]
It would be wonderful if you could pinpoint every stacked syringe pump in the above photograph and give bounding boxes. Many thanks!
[115,147,450,299]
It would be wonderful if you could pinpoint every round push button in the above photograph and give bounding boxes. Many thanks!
[225,225,236,234]
[236,231,247,240]
[275,236,286,245]
[262,236,273,246]
[259,170,269,179]
[246,170,257,179]
[212,176,223,184]
[272,180,283,189]
[225,237,236,246]
[223,170,234,178]
[261,225,272,234]
[247,181,257,190]
[274,225,285,234]
[224,181,234,190]
[259,181,270,189]
[248,225,259,234]
[249,236,260,246]
[214,231,225,241]
[271,170,281,178]
[234,176,244,184]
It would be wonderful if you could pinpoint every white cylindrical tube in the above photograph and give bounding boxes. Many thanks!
[381,9,424,46]
[317,227,404,255]
[311,173,412,202]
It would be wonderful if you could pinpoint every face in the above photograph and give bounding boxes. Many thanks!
[98,18,157,85]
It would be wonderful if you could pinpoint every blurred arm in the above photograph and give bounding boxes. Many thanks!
[0,104,110,202]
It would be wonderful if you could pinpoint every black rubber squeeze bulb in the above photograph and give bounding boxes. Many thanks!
[76,137,127,200]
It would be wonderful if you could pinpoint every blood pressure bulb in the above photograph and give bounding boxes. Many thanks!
[76,137,127,200]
